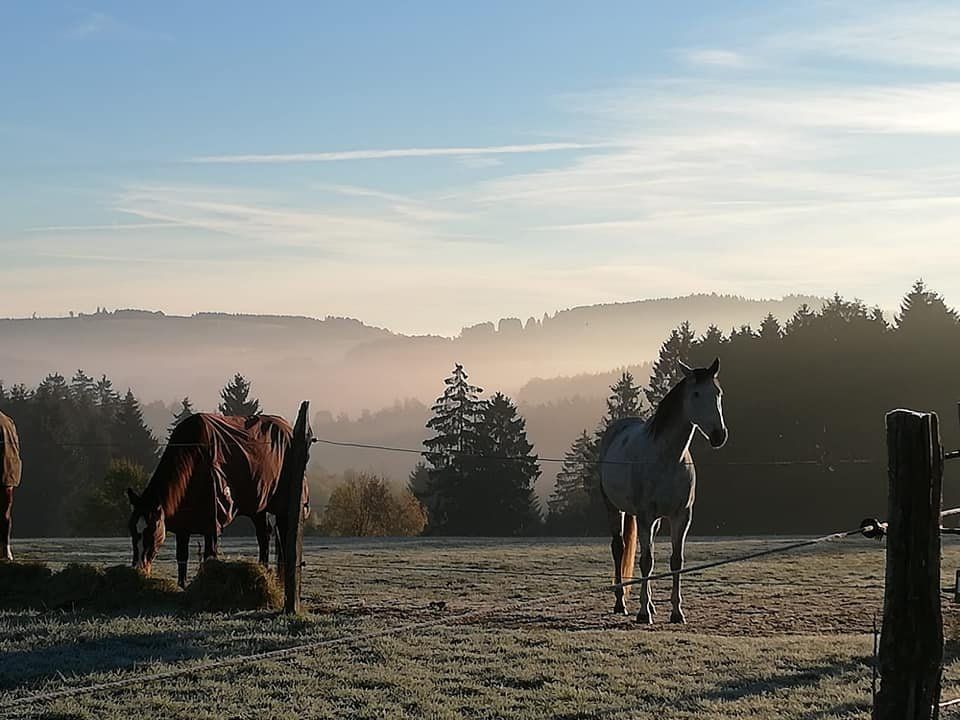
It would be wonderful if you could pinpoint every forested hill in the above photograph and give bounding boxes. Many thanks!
[0,295,821,416]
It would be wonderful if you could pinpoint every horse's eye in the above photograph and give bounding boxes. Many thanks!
[693,391,700,398]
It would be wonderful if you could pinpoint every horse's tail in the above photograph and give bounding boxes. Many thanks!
[621,514,638,596]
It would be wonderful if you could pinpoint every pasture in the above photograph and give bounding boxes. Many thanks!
[2,535,960,719]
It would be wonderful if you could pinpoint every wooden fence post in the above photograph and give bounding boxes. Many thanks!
[282,401,311,614]
[876,409,943,720]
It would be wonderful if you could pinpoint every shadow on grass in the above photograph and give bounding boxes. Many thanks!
[0,626,210,692]
[672,656,871,717]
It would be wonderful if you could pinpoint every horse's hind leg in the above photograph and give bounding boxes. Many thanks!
[253,512,271,566]
[607,506,628,615]
[669,507,692,624]
[175,532,190,588]
[203,534,219,560]
[636,520,656,624]
[0,488,13,561]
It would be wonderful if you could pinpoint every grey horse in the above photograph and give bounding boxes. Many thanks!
[600,358,727,624]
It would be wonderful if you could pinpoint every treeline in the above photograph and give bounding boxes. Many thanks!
[546,280,960,534]
[0,372,265,537]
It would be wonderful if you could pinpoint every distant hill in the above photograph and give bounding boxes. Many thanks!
[0,294,823,417]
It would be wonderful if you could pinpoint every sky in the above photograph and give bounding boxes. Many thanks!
[2,1,960,335]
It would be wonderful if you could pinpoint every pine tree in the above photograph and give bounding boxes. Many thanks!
[896,279,959,335]
[169,397,195,437]
[604,371,643,425]
[218,373,261,416]
[547,429,595,531]
[95,374,120,415]
[421,364,486,533]
[70,370,97,406]
[112,389,159,469]
[759,313,782,341]
[469,393,541,535]
[645,321,696,408]
[785,303,816,335]
[422,364,485,468]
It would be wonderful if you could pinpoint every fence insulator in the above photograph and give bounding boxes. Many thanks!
[860,517,886,540]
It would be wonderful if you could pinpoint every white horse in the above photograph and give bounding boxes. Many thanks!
[600,358,727,624]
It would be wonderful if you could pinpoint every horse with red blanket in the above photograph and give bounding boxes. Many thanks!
[127,413,309,587]
[1,410,22,561]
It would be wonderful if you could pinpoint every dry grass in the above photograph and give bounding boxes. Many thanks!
[2,535,960,719]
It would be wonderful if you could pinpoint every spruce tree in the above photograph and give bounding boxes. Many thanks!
[218,374,261,416]
[604,371,643,425]
[896,279,959,335]
[645,321,696,408]
[547,429,595,532]
[95,374,120,415]
[70,370,97,407]
[169,397,195,437]
[759,313,782,341]
[470,393,541,535]
[422,364,485,533]
[112,389,159,470]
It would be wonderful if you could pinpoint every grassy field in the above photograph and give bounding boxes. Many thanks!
[2,535,960,719]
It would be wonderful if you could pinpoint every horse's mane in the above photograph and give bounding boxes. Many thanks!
[648,378,688,439]
[142,413,212,517]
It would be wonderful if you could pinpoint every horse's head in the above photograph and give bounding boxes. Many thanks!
[678,357,727,449]
[126,488,165,573]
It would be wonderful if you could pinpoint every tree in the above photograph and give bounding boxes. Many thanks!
[320,472,427,536]
[218,374,261,416]
[74,459,148,536]
[169,397,195,437]
[112,389,159,470]
[467,393,542,535]
[604,371,643,424]
[896,278,959,335]
[547,429,596,533]
[759,313,782,342]
[645,321,696,408]
[422,364,486,533]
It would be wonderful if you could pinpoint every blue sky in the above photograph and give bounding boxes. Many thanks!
[3,2,960,334]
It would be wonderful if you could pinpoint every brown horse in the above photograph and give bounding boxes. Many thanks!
[1,410,22,561]
[126,413,309,587]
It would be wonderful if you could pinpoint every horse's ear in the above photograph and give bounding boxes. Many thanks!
[126,488,140,507]
[678,361,694,378]
[708,357,720,377]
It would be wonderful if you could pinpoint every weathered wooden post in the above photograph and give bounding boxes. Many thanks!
[281,401,311,614]
[876,409,943,720]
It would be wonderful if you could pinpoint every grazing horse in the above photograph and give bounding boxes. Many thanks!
[126,413,309,587]
[1,410,22,561]
[600,358,727,624]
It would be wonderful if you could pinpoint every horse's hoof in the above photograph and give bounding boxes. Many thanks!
[613,602,628,615]
[670,610,686,624]
[636,610,653,625]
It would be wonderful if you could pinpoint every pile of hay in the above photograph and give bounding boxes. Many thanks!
[0,557,282,612]
[0,561,179,610]
[183,558,283,611]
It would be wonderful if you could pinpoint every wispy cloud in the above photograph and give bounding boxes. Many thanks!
[25,222,182,233]
[68,11,118,38]
[682,49,750,68]
[187,142,614,164]
[774,4,960,69]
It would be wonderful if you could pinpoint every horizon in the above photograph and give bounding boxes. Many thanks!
[4,2,960,335]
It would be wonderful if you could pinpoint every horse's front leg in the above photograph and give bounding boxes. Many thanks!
[637,520,656,624]
[669,507,693,624]
[175,532,190,588]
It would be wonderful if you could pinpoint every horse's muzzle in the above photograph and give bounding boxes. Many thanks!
[709,428,728,449]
